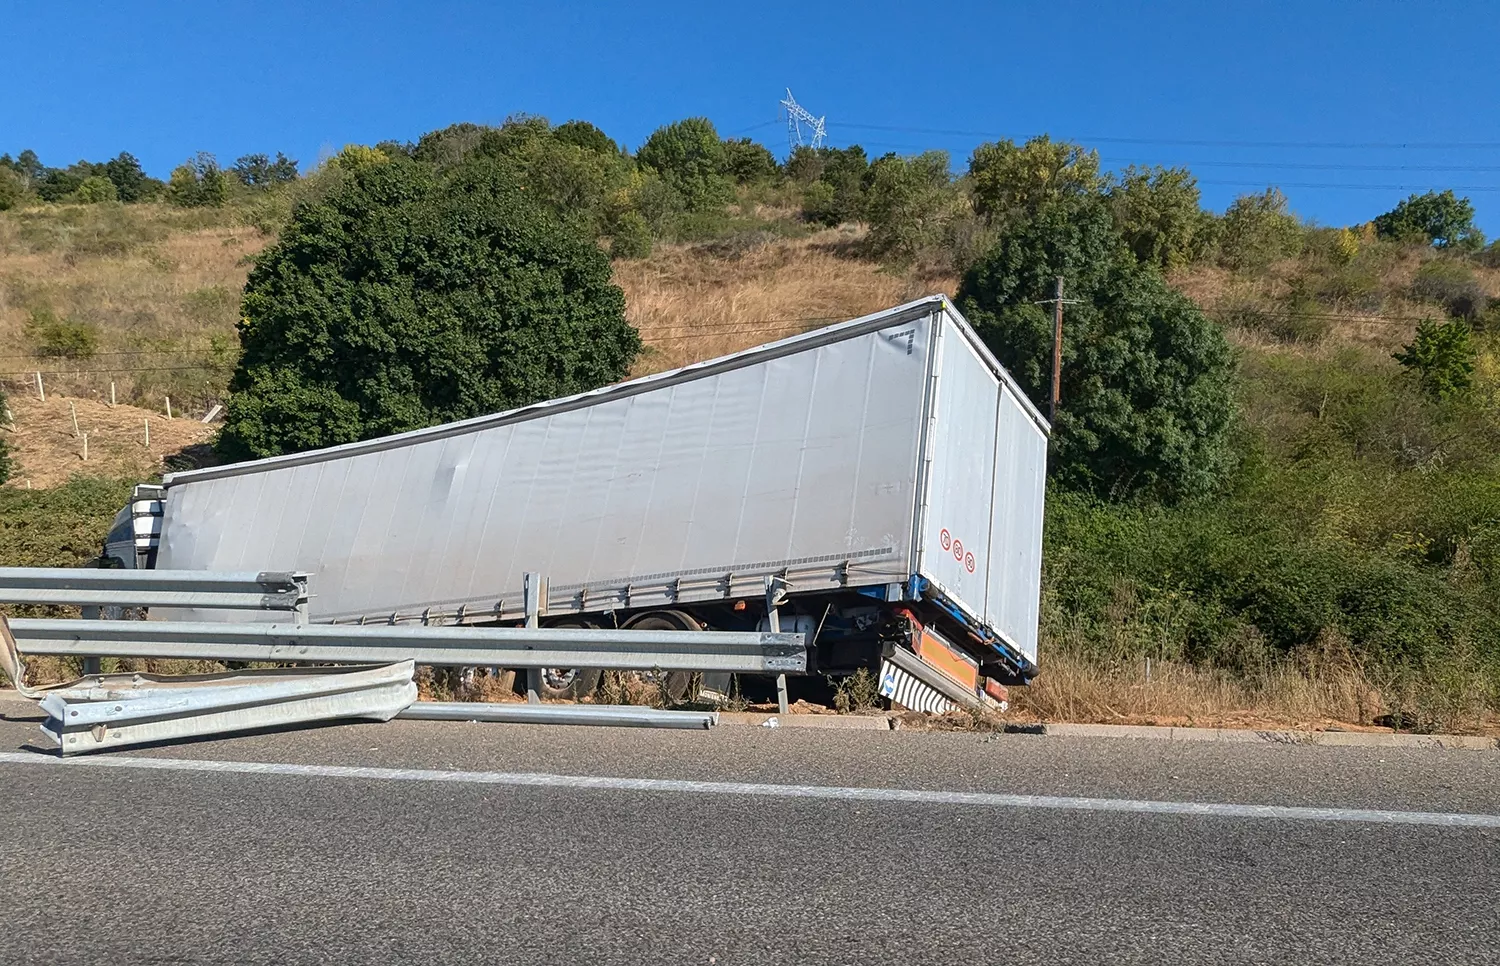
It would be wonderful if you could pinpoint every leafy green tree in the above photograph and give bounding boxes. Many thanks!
[1374,190,1482,250]
[1218,188,1304,270]
[722,138,779,185]
[553,120,621,157]
[219,157,639,460]
[36,162,98,202]
[74,175,117,204]
[11,149,45,182]
[863,151,958,265]
[232,151,299,188]
[635,118,733,212]
[967,135,1104,226]
[168,153,227,207]
[412,122,489,168]
[1394,318,1475,400]
[1109,165,1205,269]
[798,145,870,226]
[104,152,159,201]
[0,167,22,211]
[958,197,1237,501]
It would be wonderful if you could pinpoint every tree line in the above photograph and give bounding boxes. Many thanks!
[0,149,298,210]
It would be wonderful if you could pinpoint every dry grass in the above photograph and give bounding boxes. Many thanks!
[1013,648,1500,736]
[0,203,265,410]
[615,228,956,375]
[1,390,214,488]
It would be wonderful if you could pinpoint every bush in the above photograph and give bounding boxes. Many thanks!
[219,156,640,460]
[168,153,227,208]
[0,167,24,210]
[1409,258,1487,321]
[25,308,98,360]
[1108,165,1204,269]
[0,477,134,568]
[795,146,869,226]
[967,135,1104,227]
[1394,318,1475,400]
[635,118,733,213]
[552,120,621,157]
[609,210,652,259]
[104,152,161,201]
[958,197,1237,501]
[74,175,117,204]
[862,151,958,266]
[1218,188,1305,270]
[722,138,779,185]
[1374,190,1481,249]
[231,152,299,188]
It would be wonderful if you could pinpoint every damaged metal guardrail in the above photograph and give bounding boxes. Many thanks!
[38,663,416,756]
[3,619,807,673]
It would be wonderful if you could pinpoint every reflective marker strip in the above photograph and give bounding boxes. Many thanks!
[1,751,1497,828]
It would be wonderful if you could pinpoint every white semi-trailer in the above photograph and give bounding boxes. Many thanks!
[104,296,1049,712]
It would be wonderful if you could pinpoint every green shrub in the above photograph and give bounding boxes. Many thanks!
[231,152,299,189]
[104,152,162,201]
[219,156,639,460]
[958,197,1237,501]
[1394,318,1475,400]
[1374,190,1482,250]
[1218,188,1305,270]
[0,167,25,211]
[1108,165,1204,269]
[635,118,733,213]
[552,120,621,157]
[168,153,227,208]
[74,176,117,204]
[609,210,653,259]
[967,135,1104,228]
[796,146,870,226]
[24,308,99,360]
[0,477,134,568]
[722,138,779,185]
[862,151,957,266]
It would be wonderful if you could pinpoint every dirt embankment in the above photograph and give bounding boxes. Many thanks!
[1,390,215,488]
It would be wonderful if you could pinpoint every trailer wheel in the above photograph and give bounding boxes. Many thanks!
[623,610,703,704]
[535,619,604,700]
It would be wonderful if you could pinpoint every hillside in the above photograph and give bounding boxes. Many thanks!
[2,171,1498,733]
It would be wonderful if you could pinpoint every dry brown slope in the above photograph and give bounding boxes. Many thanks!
[1,392,213,488]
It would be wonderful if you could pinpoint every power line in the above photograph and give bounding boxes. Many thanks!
[834,122,1500,151]
[1102,157,1500,174]
[0,364,235,377]
[0,348,226,363]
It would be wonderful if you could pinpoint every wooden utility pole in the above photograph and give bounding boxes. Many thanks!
[1034,276,1078,423]
[1050,276,1064,421]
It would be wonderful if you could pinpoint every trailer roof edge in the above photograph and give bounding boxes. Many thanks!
[167,295,1047,487]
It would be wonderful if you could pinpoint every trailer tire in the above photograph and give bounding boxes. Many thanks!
[535,619,604,700]
[622,610,703,704]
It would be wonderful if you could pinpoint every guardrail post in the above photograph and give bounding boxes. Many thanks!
[765,576,790,715]
[524,572,546,704]
[292,573,311,626]
[80,605,102,676]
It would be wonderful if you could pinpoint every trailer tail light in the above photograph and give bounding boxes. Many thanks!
[984,678,1010,712]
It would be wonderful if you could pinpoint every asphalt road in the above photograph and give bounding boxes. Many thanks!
[1,698,1498,965]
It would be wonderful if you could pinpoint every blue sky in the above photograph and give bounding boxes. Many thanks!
[4,0,1498,232]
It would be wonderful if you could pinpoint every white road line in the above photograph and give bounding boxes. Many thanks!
[0,750,1496,828]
